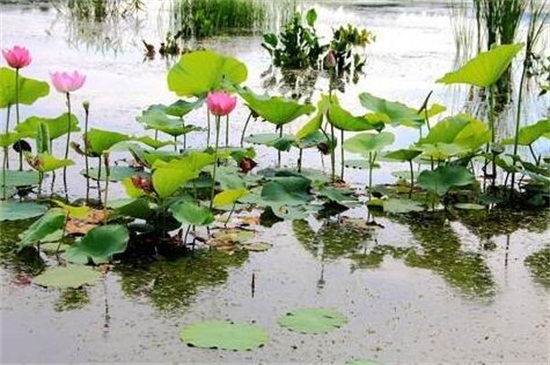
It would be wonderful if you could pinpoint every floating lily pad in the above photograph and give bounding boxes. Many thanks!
[346,359,383,365]
[0,201,47,221]
[383,199,425,214]
[180,320,268,351]
[34,265,101,289]
[277,308,348,334]
[0,170,41,186]
[244,242,272,252]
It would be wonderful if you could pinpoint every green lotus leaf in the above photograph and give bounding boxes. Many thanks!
[420,113,490,150]
[150,98,205,118]
[383,198,425,214]
[137,106,202,137]
[153,161,201,198]
[0,201,47,221]
[328,102,382,131]
[295,95,332,139]
[34,266,101,289]
[0,170,40,186]
[19,208,67,248]
[82,166,145,182]
[109,198,153,220]
[213,188,249,208]
[261,176,312,206]
[86,128,130,156]
[52,200,90,219]
[383,148,422,161]
[270,204,322,220]
[454,203,486,210]
[278,308,348,334]
[0,132,24,147]
[316,186,357,204]
[239,87,315,126]
[358,92,423,127]
[417,143,468,160]
[0,67,50,108]
[16,113,80,140]
[168,51,248,97]
[417,165,475,196]
[180,320,268,351]
[27,153,74,173]
[63,225,130,265]
[345,360,384,365]
[501,119,550,146]
[344,159,380,170]
[245,133,296,152]
[437,43,523,87]
[343,132,395,156]
[170,198,215,226]
[132,136,175,149]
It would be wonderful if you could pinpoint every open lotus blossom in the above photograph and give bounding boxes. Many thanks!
[50,70,86,93]
[2,45,31,69]
[206,91,237,116]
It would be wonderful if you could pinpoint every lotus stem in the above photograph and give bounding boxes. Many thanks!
[510,56,528,191]
[63,92,72,194]
[225,115,229,146]
[206,109,211,146]
[209,115,221,209]
[174,136,178,152]
[15,69,23,171]
[340,129,345,181]
[83,102,90,204]
[225,203,236,227]
[240,112,253,147]
[488,85,497,188]
[2,106,11,200]
[529,144,540,165]
[183,225,191,246]
[277,126,283,168]
[103,153,110,218]
[298,148,303,173]
[409,159,414,199]
[330,123,336,182]
[181,116,186,149]
[97,157,102,202]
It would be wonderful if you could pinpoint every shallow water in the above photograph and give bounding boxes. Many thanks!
[1,1,549,363]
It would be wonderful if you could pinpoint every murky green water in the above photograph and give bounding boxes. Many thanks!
[1,1,549,363]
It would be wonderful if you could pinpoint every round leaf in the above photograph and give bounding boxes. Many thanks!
[180,320,268,351]
[0,67,50,108]
[63,225,130,265]
[278,308,348,334]
[0,201,47,221]
[34,266,101,289]
[19,208,66,247]
[343,132,395,155]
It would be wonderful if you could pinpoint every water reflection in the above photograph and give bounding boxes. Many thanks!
[115,249,248,311]
[524,248,550,289]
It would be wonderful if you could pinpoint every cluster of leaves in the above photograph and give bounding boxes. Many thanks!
[262,9,374,78]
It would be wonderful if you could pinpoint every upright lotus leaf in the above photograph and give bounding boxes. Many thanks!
[34,266,102,289]
[63,225,130,265]
[152,159,202,198]
[19,208,67,247]
[437,43,524,87]
[261,176,312,206]
[245,133,296,152]
[0,67,50,108]
[168,51,248,97]
[343,132,395,156]
[420,113,490,150]
[278,308,348,334]
[0,132,24,147]
[108,198,153,220]
[501,119,550,146]
[0,201,47,221]
[137,106,202,137]
[131,136,174,149]
[0,170,40,186]
[383,148,422,162]
[16,113,80,140]
[238,87,315,125]
[83,166,144,182]
[52,200,90,219]
[86,128,130,156]
[170,198,214,226]
[26,153,74,173]
[180,320,268,351]
[181,151,217,171]
[213,188,249,208]
[295,95,332,139]
[153,98,205,118]
[417,143,467,161]
[358,92,424,127]
[417,165,475,196]
[328,102,386,132]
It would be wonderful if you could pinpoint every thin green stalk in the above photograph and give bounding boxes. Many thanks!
[181,116,186,149]
[209,115,221,209]
[225,203,236,227]
[409,159,414,198]
[330,123,336,182]
[62,92,72,194]
[240,112,253,147]
[528,144,540,165]
[225,115,229,146]
[298,148,303,173]
[103,154,110,218]
[97,157,102,202]
[2,106,11,200]
[488,85,497,187]
[340,128,345,181]
[207,109,212,146]
[83,102,90,203]
[15,69,23,171]
[174,136,178,152]
[277,126,283,168]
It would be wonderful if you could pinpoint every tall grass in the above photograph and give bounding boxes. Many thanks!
[166,0,270,39]
[65,0,145,21]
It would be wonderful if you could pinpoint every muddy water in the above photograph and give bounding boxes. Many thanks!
[1,1,549,363]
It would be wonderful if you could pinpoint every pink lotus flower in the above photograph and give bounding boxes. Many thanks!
[50,71,86,93]
[206,91,237,116]
[2,45,31,69]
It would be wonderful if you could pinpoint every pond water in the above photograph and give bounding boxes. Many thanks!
[1,1,549,363]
